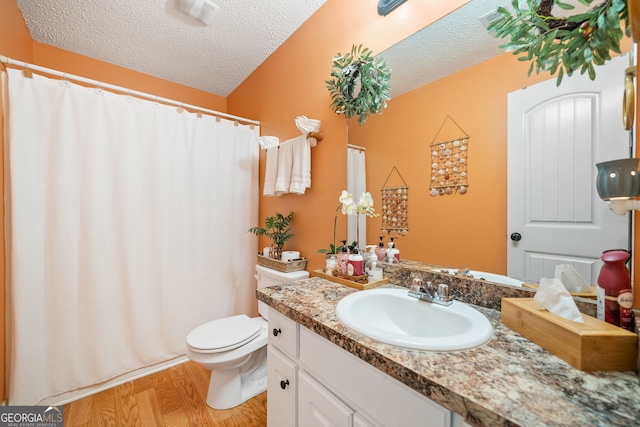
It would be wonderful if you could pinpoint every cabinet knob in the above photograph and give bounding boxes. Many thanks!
[510,232,522,242]
[272,328,282,337]
[280,379,289,389]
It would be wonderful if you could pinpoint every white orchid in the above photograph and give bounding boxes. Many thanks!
[321,190,379,254]
[339,190,378,217]
[339,190,357,215]
[356,192,376,216]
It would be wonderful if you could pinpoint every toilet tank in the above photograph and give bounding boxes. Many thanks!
[255,264,309,319]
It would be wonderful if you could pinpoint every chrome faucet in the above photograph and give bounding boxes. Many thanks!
[408,278,454,306]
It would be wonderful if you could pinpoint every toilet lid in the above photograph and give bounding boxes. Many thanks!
[187,314,262,352]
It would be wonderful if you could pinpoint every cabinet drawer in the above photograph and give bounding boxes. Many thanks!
[267,346,297,427]
[268,308,298,359]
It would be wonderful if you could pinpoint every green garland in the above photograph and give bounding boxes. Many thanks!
[488,0,629,85]
[325,44,391,125]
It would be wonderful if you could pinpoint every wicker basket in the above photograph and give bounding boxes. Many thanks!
[257,253,307,273]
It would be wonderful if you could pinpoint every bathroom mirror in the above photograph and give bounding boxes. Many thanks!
[347,0,632,287]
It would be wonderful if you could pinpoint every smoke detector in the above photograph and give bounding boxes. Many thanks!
[173,0,220,26]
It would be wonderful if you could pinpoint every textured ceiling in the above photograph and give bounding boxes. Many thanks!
[381,0,596,97]
[16,0,539,100]
[381,0,508,97]
[16,0,327,97]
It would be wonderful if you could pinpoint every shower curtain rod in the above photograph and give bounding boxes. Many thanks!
[0,55,260,126]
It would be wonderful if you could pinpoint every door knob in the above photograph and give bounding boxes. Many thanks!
[510,232,522,241]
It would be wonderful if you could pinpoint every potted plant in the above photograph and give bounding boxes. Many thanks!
[248,211,294,260]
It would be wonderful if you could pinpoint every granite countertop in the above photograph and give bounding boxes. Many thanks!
[256,277,640,427]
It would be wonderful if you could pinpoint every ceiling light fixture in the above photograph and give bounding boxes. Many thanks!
[377,0,408,16]
[173,0,220,26]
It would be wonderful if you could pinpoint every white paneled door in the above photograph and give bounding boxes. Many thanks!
[508,54,631,284]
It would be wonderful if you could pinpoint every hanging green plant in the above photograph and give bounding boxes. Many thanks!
[325,44,391,125]
[487,0,629,85]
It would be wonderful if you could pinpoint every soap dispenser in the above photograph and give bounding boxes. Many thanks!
[375,236,386,261]
[384,242,399,265]
[390,237,400,261]
[365,247,383,282]
[337,240,349,274]
[365,245,378,263]
[347,244,364,276]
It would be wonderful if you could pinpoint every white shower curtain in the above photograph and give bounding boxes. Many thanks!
[347,147,366,247]
[2,68,259,405]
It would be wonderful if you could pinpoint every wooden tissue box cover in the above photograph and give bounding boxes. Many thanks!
[501,298,638,372]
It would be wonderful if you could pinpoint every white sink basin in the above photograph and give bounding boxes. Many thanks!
[439,269,524,287]
[335,288,493,352]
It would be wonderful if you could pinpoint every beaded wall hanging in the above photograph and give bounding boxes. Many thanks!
[381,166,409,236]
[429,116,470,196]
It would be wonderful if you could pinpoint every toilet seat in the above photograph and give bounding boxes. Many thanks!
[187,314,262,354]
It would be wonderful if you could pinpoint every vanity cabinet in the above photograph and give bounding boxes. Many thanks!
[267,308,464,427]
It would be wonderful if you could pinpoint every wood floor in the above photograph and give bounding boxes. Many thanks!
[63,361,267,427]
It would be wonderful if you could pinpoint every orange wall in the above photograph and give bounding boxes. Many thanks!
[31,43,227,113]
[229,0,636,283]
[228,0,469,272]
[349,53,556,273]
[349,39,632,296]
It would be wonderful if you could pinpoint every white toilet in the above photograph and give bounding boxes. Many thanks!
[186,264,309,409]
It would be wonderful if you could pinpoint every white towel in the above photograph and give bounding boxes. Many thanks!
[289,135,311,194]
[259,136,279,150]
[274,139,294,195]
[296,116,321,134]
[296,116,321,148]
[263,146,279,196]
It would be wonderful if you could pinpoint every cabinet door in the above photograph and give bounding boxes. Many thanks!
[267,346,297,427]
[298,370,353,427]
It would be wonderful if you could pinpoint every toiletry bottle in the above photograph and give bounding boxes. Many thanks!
[365,250,383,283]
[347,245,364,276]
[337,240,349,274]
[325,255,337,276]
[384,242,399,264]
[375,236,386,261]
[365,245,378,264]
[390,237,400,261]
[597,249,633,329]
